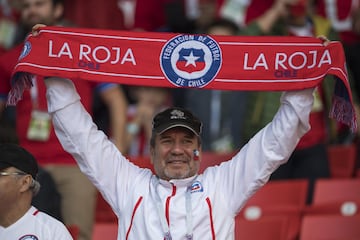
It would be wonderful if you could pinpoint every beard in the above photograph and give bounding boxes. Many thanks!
[164,166,191,180]
[22,15,54,31]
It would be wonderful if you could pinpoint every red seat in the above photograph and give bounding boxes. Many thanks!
[235,215,288,240]
[304,200,360,216]
[238,179,309,240]
[304,179,360,218]
[199,151,236,173]
[312,178,360,205]
[95,192,117,223]
[327,144,357,178]
[299,215,360,240]
[242,179,308,208]
[127,156,154,172]
[92,223,118,240]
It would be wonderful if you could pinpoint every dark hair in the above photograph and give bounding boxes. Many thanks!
[205,18,240,35]
[52,0,64,6]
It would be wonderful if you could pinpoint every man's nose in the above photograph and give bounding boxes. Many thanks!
[171,140,185,153]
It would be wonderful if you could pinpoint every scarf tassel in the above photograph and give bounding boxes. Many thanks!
[6,72,34,106]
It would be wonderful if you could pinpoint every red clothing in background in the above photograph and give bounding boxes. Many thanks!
[63,0,125,30]
[134,0,225,31]
[0,44,93,165]
[316,0,360,44]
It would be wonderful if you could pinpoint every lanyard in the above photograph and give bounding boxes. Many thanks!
[151,176,194,240]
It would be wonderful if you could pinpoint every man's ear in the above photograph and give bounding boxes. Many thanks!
[53,3,64,21]
[19,175,32,193]
[149,147,155,164]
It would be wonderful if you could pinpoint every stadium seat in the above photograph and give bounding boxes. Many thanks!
[95,191,117,223]
[238,179,309,240]
[312,178,360,205]
[240,179,309,213]
[127,156,154,172]
[199,151,236,173]
[327,144,357,178]
[299,215,360,240]
[66,225,79,240]
[304,200,360,216]
[235,215,288,240]
[92,222,118,240]
[304,178,360,217]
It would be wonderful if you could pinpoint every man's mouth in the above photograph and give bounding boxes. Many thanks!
[167,159,187,164]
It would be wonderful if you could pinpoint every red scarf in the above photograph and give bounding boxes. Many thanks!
[7,26,357,131]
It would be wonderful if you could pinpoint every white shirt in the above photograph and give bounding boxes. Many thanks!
[0,206,73,240]
[45,77,314,239]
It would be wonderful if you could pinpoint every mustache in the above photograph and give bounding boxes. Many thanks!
[166,158,189,163]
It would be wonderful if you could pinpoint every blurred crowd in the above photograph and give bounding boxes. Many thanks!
[0,0,359,239]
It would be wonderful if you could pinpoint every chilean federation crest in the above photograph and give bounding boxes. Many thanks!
[160,34,222,88]
[19,41,32,60]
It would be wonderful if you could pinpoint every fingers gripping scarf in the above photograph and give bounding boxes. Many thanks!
[7,26,357,132]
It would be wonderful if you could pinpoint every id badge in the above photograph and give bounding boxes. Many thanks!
[0,19,16,49]
[27,110,51,141]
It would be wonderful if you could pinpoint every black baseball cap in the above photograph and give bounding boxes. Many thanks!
[152,107,202,136]
[0,143,38,179]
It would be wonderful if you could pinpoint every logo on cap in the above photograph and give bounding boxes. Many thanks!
[160,34,222,88]
[152,107,202,135]
[170,109,186,120]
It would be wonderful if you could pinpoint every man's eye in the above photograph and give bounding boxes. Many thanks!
[182,139,193,144]
[160,139,172,144]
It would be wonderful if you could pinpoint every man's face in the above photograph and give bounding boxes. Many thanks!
[0,167,25,213]
[20,0,62,30]
[150,127,201,181]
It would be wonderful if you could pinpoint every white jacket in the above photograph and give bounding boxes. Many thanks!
[0,206,73,239]
[45,78,313,240]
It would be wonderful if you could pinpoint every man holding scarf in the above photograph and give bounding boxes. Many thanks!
[28,22,323,238]
[38,71,315,239]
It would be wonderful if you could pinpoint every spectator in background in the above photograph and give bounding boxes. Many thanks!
[0,0,128,239]
[183,0,305,152]
[61,0,131,146]
[315,0,360,101]
[133,0,221,110]
[62,0,127,30]
[133,0,198,33]
[133,0,229,33]
[184,18,248,152]
[0,112,63,222]
[242,0,337,204]
[124,86,171,157]
[0,0,20,54]
[0,143,72,239]
[217,0,250,28]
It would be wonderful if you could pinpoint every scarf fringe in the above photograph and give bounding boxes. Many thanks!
[329,95,357,132]
[6,72,34,106]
